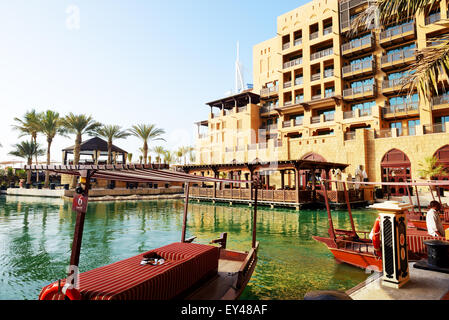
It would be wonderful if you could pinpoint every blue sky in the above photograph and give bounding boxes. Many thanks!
[0,0,305,163]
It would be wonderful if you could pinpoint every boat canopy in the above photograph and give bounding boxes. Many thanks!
[23,164,251,184]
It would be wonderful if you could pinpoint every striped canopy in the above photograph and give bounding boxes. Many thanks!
[23,164,251,184]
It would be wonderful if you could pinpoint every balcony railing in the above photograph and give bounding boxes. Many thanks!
[258,142,268,149]
[424,123,447,134]
[260,105,277,114]
[311,116,321,124]
[225,147,234,153]
[325,91,335,98]
[376,129,393,139]
[343,84,376,97]
[382,78,408,90]
[295,77,304,86]
[237,106,247,113]
[380,21,415,41]
[381,48,415,66]
[260,86,278,97]
[311,94,322,101]
[342,60,374,77]
[283,57,302,69]
[324,113,335,122]
[323,26,333,35]
[284,81,292,89]
[311,73,321,81]
[433,94,449,106]
[283,121,292,128]
[295,97,304,104]
[324,69,334,78]
[310,48,333,61]
[198,133,208,139]
[425,12,441,25]
[294,38,302,46]
[261,124,278,131]
[284,100,293,107]
[383,102,419,115]
[344,131,356,141]
[283,42,291,50]
[341,34,373,53]
[343,110,356,119]
[295,118,304,126]
[310,31,319,40]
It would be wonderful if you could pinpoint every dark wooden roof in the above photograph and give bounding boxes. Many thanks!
[181,159,349,172]
[63,137,128,154]
[206,91,260,109]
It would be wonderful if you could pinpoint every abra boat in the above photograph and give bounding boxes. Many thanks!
[28,165,260,300]
[313,179,449,271]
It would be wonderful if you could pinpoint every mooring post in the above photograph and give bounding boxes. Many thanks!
[370,201,412,289]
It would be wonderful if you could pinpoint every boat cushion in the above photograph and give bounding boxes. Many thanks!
[39,242,219,300]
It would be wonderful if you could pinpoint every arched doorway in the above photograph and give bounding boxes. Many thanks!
[434,145,449,189]
[381,149,411,196]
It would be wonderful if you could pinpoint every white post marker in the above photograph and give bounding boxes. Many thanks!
[370,201,413,289]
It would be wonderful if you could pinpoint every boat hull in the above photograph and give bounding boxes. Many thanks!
[313,236,382,271]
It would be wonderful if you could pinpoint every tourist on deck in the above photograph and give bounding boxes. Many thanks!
[426,201,445,237]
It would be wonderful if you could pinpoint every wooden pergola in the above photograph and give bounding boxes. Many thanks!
[62,137,128,165]
[182,159,350,207]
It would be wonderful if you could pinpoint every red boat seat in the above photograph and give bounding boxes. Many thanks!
[39,242,219,300]
[407,233,448,256]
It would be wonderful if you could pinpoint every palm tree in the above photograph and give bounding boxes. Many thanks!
[418,156,447,180]
[127,153,133,164]
[94,125,130,164]
[61,113,101,188]
[351,0,449,100]
[36,110,67,187]
[163,150,175,165]
[12,109,41,182]
[176,148,184,165]
[152,146,166,164]
[9,141,45,184]
[129,124,165,164]
[184,146,194,165]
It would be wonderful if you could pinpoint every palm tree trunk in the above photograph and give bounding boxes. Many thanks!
[108,140,112,165]
[45,139,51,188]
[34,135,39,183]
[143,141,148,165]
[27,158,32,184]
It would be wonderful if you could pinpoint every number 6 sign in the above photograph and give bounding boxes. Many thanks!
[72,194,88,213]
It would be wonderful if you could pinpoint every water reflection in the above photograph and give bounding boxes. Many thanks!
[0,196,378,300]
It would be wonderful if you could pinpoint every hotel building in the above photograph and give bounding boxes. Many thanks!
[191,0,449,197]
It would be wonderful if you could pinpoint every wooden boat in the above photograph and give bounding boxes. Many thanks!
[313,179,449,272]
[28,164,260,301]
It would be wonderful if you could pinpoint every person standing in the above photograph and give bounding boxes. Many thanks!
[426,201,445,237]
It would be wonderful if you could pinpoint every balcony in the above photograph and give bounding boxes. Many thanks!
[311,116,321,124]
[282,121,292,128]
[294,77,304,86]
[283,57,302,69]
[295,97,304,104]
[324,113,335,122]
[343,108,372,120]
[325,91,335,98]
[260,105,277,114]
[283,118,304,129]
[310,31,319,41]
[311,73,321,82]
[260,86,278,98]
[323,69,334,79]
[260,124,278,132]
[344,131,356,141]
[311,94,322,101]
[375,129,393,139]
[342,59,375,79]
[295,118,304,126]
[379,21,415,47]
[424,123,447,134]
[198,133,208,140]
[283,81,292,89]
[432,94,449,110]
[425,12,441,25]
[323,26,333,36]
[310,48,333,61]
[382,102,419,118]
[294,38,303,46]
[284,100,293,107]
[237,106,247,113]
[283,42,291,50]
[343,84,377,100]
[341,34,374,56]
[381,49,415,70]
[382,78,408,94]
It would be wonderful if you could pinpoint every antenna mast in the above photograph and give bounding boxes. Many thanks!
[235,41,245,94]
